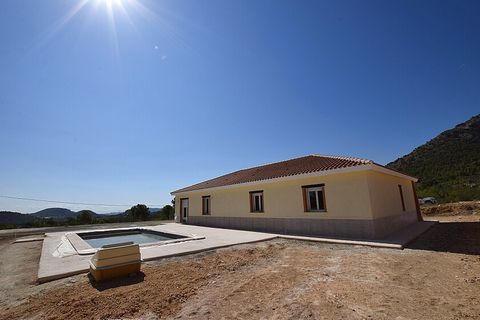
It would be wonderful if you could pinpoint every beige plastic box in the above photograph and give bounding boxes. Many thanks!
[89,242,141,282]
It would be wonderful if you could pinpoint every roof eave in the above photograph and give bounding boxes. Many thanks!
[170,163,371,195]
[170,163,418,195]
[370,163,418,182]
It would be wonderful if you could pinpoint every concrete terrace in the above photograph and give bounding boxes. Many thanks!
[38,224,277,282]
[36,221,435,283]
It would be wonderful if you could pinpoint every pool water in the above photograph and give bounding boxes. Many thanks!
[80,230,181,248]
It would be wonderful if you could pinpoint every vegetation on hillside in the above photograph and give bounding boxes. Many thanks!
[0,204,175,230]
[126,204,150,221]
[387,114,480,202]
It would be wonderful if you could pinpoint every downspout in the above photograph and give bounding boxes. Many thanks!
[411,181,423,221]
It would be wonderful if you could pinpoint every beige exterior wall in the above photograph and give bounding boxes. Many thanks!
[173,167,420,238]
[175,170,376,221]
[366,171,417,219]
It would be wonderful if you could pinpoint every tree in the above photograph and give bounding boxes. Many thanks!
[77,210,95,224]
[125,204,150,221]
[161,205,174,220]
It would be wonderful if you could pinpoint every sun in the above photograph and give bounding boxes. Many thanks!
[108,0,124,5]
[98,0,125,9]
[102,0,124,5]
[41,0,168,59]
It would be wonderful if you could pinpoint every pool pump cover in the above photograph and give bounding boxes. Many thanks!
[89,242,141,281]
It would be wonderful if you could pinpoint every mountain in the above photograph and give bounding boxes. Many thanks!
[0,211,36,225]
[101,208,161,216]
[101,211,124,216]
[387,114,480,202]
[31,208,79,220]
[0,205,165,229]
[1,204,169,228]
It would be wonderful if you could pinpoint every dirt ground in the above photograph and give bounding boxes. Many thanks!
[421,201,480,218]
[1,216,480,320]
[0,238,42,308]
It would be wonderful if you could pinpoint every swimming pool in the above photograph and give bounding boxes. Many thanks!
[78,229,187,248]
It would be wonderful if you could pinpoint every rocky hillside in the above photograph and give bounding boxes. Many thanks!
[387,114,480,202]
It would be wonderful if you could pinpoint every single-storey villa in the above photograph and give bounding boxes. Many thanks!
[171,155,422,239]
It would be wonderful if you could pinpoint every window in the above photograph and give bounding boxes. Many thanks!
[249,191,264,213]
[202,196,211,215]
[302,184,326,212]
[398,185,405,211]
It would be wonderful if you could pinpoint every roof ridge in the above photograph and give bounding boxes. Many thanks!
[309,154,373,163]
[174,156,312,190]
[235,154,313,173]
[171,154,378,194]
[236,154,372,173]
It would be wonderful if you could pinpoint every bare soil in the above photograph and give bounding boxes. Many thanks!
[0,238,42,308]
[421,200,480,217]
[1,216,480,320]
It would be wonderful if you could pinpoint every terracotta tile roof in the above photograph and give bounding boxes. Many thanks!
[171,155,373,194]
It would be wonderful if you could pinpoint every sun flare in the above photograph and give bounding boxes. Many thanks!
[38,0,173,61]
[101,0,124,6]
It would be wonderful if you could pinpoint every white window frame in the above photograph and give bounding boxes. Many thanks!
[305,186,326,212]
[250,191,264,213]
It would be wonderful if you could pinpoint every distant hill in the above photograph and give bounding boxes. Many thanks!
[31,208,79,220]
[101,211,124,216]
[102,208,160,215]
[387,114,480,202]
[1,205,170,229]
[0,211,36,225]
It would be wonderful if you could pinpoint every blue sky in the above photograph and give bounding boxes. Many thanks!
[0,0,479,213]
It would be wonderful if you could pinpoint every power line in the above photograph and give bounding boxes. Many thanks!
[0,195,166,207]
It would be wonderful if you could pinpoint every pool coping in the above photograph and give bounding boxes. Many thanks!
[66,227,205,255]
